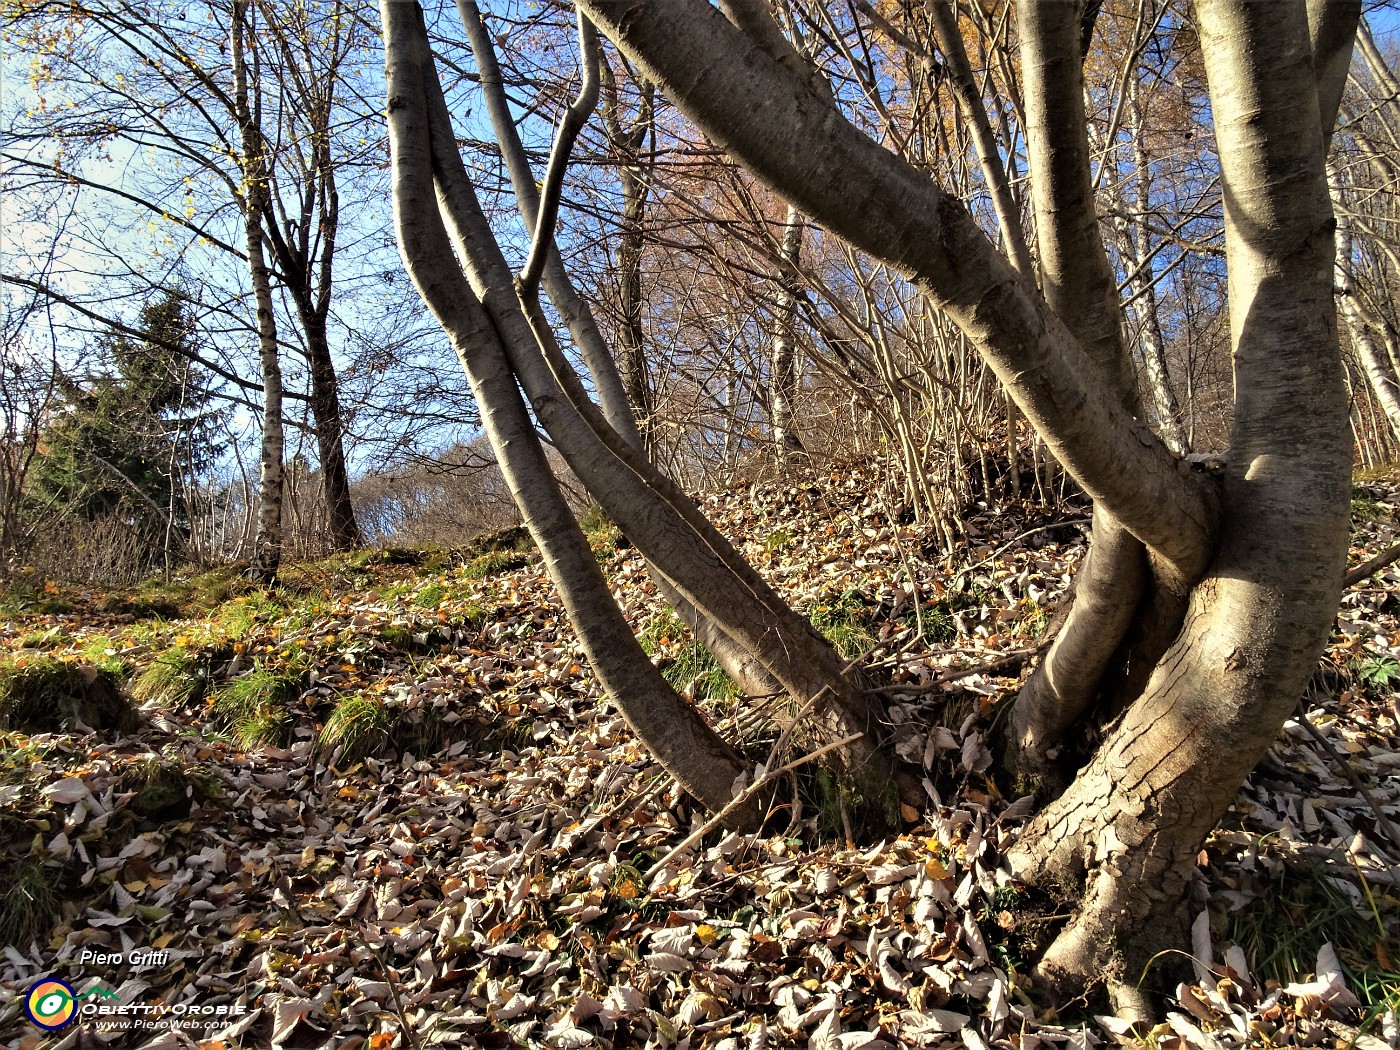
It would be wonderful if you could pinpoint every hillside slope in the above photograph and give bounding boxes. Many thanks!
[0,468,1396,1048]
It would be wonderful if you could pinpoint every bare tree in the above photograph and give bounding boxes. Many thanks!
[380,0,1361,1015]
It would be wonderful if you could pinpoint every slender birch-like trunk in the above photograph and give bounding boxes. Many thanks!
[232,0,284,583]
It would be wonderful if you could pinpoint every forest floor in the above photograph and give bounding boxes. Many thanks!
[0,464,1397,1050]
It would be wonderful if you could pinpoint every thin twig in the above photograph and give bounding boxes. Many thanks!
[1293,708,1400,859]
[867,639,1051,694]
[955,516,1091,579]
[643,733,864,881]
[359,936,425,1050]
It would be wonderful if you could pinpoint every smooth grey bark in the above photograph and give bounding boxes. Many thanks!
[457,0,645,453]
[576,0,1216,585]
[1008,0,1187,787]
[600,62,658,453]
[383,0,762,828]
[457,0,790,707]
[1007,0,1353,1013]
[1018,0,1135,404]
[233,0,284,583]
[927,0,1032,277]
[577,0,1355,1017]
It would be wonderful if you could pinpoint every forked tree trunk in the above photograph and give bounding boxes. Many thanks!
[575,0,1356,1017]
[416,13,893,810]
[1008,0,1353,1012]
[456,0,792,720]
[1009,0,1189,788]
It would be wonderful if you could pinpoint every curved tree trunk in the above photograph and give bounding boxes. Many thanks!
[383,0,763,829]
[1008,0,1193,785]
[418,14,893,811]
[574,0,1357,1018]
[456,0,809,734]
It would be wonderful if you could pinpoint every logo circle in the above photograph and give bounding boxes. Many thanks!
[24,978,76,1030]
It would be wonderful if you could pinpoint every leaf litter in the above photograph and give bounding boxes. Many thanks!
[0,468,1396,1048]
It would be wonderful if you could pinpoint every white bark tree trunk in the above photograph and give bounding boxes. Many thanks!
[232,0,284,584]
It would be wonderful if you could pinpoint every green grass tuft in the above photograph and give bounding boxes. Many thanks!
[461,549,531,580]
[762,529,794,552]
[16,627,67,650]
[215,592,284,638]
[661,642,738,702]
[0,858,63,947]
[212,661,303,748]
[809,589,876,659]
[318,693,393,763]
[132,648,210,708]
[120,755,192,820]
[1351,493,1389,524]
[639,608,688,656]
[905,602,958,645]
[0,657,135,732]
[1223,860,1400,1014]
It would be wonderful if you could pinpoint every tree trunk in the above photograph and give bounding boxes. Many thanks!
[383,0,764,828]
[455,0,844,766]
[302,314,363,549]
[575,0,1357,1018]
[1122,72,1189,454]
[1009,0,1353,1012]
[1330,165,1400,440]
[769,204,805,459]
[1009,0,1191,784]
[413,26,894,813]
[233,0,284,584]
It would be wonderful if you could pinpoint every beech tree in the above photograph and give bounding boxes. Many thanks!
[383,0,1360,1015]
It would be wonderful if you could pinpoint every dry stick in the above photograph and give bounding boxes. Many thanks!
[956,515,1092,579]
[1342,540,1400,588]
[760,634,887,770]
[867,638,1053,694]
[1292,709,1400,860]
[359,936,425,1050]
[643,732,864,882]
